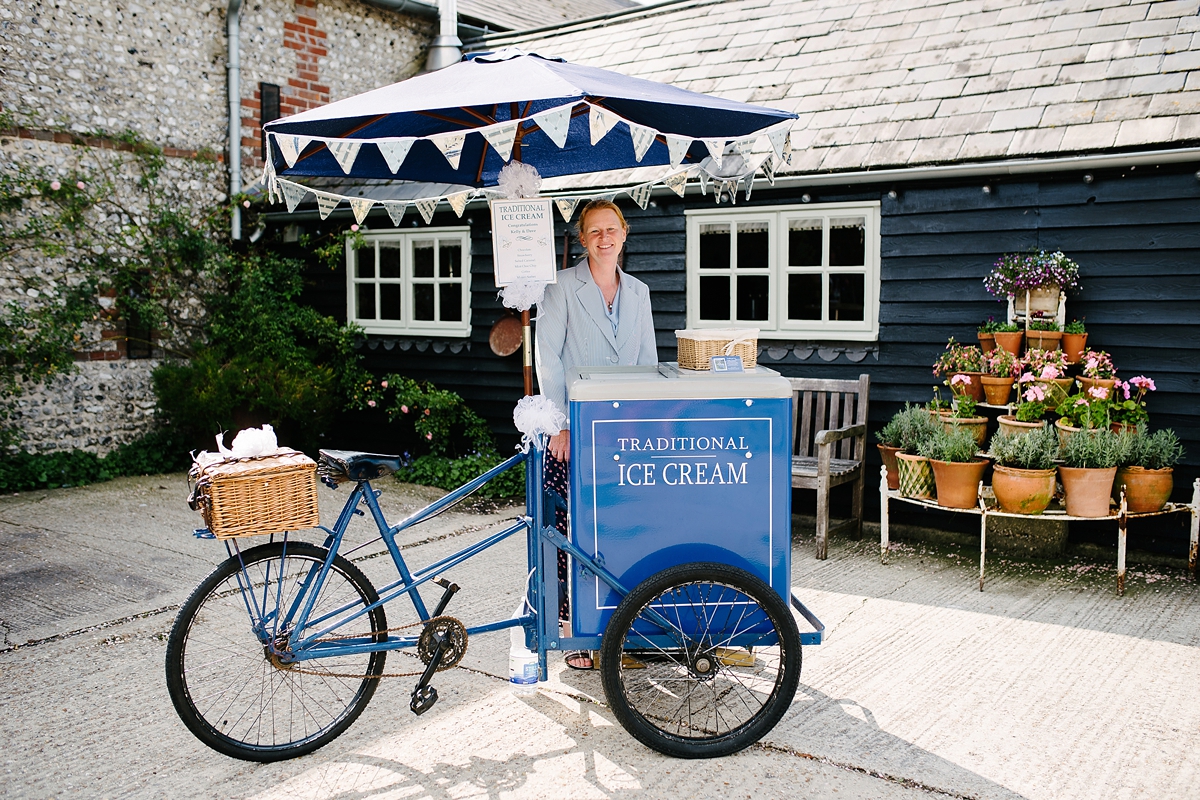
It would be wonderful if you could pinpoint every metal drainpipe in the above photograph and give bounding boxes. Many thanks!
[227,0,244,240]
[424,0,462,72]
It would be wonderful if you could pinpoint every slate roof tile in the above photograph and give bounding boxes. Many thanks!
[963,72,1013,96]
[1086,38,1141,62]
[1039,45,1090,67]
[1008,126,1066,155]
[1175,113,1200,139]
[908,133,970,165]
[937,94,989,117]
[1148,90,1200,115]
[1041,100,1098,127]
[1163,50,1200,72]
[940,111,995,137]
[1098,3,1151,26]
[1187,72,1200,91]
[1076,77,1135,101]
[917,77,969,101]
[852,120,905,146]
[1059,121,1121,150]
[980,88,1036,113]
[1107,55,1168,79]
[867,137,919,166]
[1094,96,1154,121]
[820,142,877,170]
[1050,10,1105,32]
[1031,82,1081,105]
[1130,71,1188,96]
[1009,66,1063,90]
[990,106,1047,132]
[1126,18,1182,38]
[1148,0,1200,20]
[1073,23,1131,46]
[875,82,928,104]
[1136,33,1194,57]
[1115,116,1180,146]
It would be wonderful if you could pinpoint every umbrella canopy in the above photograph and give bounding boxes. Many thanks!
[263,49,796,188]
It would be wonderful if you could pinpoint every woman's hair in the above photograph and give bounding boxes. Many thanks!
[575,199,629,241]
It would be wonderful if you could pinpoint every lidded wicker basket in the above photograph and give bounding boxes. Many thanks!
[188,449,319,539]
[674,328,759,370]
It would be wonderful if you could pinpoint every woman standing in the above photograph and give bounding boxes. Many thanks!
[535,199,658,669]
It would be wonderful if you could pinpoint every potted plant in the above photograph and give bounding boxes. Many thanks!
[1062,319,1088,363]
[1078,349,1117,395]
[875,408,907,491]
[1025,319,1062,351]
[992,321,1023,356]
[932,338,985,403]
[987,428,1060,514]
[977,318,1002,353]
[1058,428,1129,517]
[894,405,940,500]
[1054,383,1112,445]
[919,426,988,509]
[981,347,1019,405]
[1109,375,1155,433]
[998,371,1068,436]
[1022,348,1072,395]
[985,250,1082,316]
[1115,427,1185,513]
[943,387,988,446]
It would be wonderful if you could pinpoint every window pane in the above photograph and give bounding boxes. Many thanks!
[413,240,434,277]
[380,283,401,320]
[699,223,731,270]
[788,274,821,320]
[379,242,401,278]
[788,218,822,266]
[736,223,769,269]
[439,242,462,278]
[699,275,730,320]
[736,275,770,321]
[439,284,462,321]
[356,246,376,278]
[413,284,435,321]
[830,273,865,321]
[829,217,865,266]
[356,283,376,320]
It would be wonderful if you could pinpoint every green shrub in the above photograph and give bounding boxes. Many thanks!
[1028,319,1060,332]
[1122,428,1185,470]
[888,404,940,455]
[1060,428,1128,469]
[918,426,980,463]
[1065,319,1086,334]
[0,428,192,492]
[988,428,1058,470]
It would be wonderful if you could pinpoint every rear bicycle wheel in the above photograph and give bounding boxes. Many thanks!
[599,562,800,758]
[165,541,386,762]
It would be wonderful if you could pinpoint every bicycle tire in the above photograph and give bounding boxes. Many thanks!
[599,562,800,759]
[165,541,386,762]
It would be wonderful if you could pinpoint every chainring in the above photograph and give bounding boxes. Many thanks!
[417,616,468,672]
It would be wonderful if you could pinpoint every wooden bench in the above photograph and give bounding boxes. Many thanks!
[789,375,870,560]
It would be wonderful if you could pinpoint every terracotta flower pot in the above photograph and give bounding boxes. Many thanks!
[1062,332,1088,363]
[997,415,1046,436]
[1058,465,1118,517]
[943,416,989,447]
[1015,285,1061,315]
[929,459,988,509]
[951,371,986,403]
[1054,417,1082,447]
[993,331,1024,356]
[877,444,901,491]
[992,465,1057,514]
[896,453,936,500]
[1114,466,1174,513]
[978,332,996,353]
[1077,377,1116,397]
[980,375,1014,405]
[1110,421,1137,435]
[1025,329,1062,352]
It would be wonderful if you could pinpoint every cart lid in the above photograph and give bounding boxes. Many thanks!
[568,363,792,401]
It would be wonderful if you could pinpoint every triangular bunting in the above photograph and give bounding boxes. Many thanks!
[589,105,620,145]
[724,179,740,205]
[315,191,340,220]
[274,134,311,168]
[629,123,657,163]
[704,140,726,169]
[663,171,688,198]
[446,191,470,218]
[349,197,374,225]
[431,133,466,170]
[532,104,572,148]
[665,135,691,167]
[766,126,790,161]
[698,169,709,196]
[735,138,754,158]
[377,139,415,174]
[555,197,579,222]
[481,121,520,162]
[326,139,362,175]
[382,201,406,226]
[744,172,755,201]
[629,183,653,210]
[280,180,309,213]
[415,197,439,224]
[762,154,777,185]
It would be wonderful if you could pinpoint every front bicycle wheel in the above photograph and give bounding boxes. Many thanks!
[599,562,800,758]
[165,541,387,762]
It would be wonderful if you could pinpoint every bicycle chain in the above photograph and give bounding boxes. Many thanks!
[273,615,468,680]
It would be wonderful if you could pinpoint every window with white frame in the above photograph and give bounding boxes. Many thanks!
[346,228,471,336]
[685,202,880,340]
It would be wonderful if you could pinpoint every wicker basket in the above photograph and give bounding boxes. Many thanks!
[674,328,759,370]
[189,449,319,539]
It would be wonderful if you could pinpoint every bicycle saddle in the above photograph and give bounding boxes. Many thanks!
[318,449,403,483]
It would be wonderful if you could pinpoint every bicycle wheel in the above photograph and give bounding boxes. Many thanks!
[165,541,387,762]
[599,562,800,758]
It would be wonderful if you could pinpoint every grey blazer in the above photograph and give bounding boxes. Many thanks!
[535,261,659,424]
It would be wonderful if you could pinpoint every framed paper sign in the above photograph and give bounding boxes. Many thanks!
[490,199,557,287]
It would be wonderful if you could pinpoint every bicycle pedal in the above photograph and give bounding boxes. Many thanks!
[410,685,438,716]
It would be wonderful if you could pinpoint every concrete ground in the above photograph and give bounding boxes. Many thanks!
[1,474,1197,799]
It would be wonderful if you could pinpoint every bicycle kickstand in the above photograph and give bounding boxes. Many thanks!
[410,630,447,715]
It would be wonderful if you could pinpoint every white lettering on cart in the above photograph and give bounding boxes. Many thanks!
[616,436,748,452]
[659,462,748,486]
[617,463,657,486]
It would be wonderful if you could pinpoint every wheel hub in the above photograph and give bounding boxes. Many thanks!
[691,652,717,679]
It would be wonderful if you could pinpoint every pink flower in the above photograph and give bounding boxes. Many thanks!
[1018,372,1036,384]
[350,224,359,232]
[1088,386,1108,400]
[1040,365,1059,380]
[400,404,409,413]
[1130,376,1155,392]
[1085,358,1097,372]
[49,180,61,191]
[368,400,376,407]
[1023,385,1045,402]
[1075,398,1087,406]
[424,409,430,415]
[425,432,433,440]
[76,181,85,189]
[950,374,971,386]
[381,380,388,388]
[242,200,251,208]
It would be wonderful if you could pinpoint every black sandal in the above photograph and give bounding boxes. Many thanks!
[565,651,594,670]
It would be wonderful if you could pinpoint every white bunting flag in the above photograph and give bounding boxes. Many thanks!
[735,138,755,158]
[762,154,777,185]
[481,121,520,162]
[629,123,657,162]
[315,191,340,220]
[532,104,572,148]
[377,139,415,174]
[665,135,691,167]
[555,197,579,222]
[698,169,709,196]
[382,201,407,226]
[431,133,466,170]
[704,140,726,169]
[349,197,374,225]
[415,197,440,224]
[663,171,688,197]
[766,126,790,161]
[326,140,362,175]
[744,172,755,201]
[629,183,653,210]
[725,179,741,205]
[274,134,312,168]
[446,191,470,218]
[589,105,620,145]
[280,180,309,213]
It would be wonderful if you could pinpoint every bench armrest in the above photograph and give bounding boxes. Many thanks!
[814,423,866,446]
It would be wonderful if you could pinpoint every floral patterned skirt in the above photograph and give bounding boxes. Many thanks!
[544,452,571,621]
